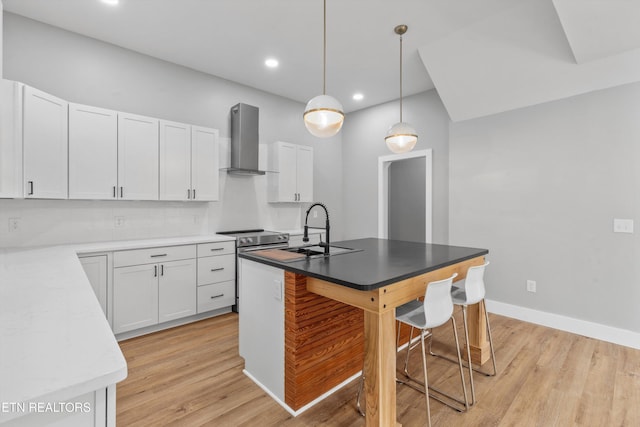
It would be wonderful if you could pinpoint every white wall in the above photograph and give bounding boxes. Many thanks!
[450,82,640,333]
[341,90,450,243]
[0,1,3,79]
[1,12,343,247]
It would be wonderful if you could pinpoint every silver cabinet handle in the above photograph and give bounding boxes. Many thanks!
[161,264,164,276]
[113,186,116,198]
[28,181,34,196]
[193,189,196,200]
[210,248,224,252]
[120,187,124,198]
[210,294,224,299]
[154,265,158,277]
[187,189,191,199]
[150,254,167,258]
[210,267,224,272]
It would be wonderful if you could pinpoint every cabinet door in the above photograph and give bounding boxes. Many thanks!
[79,255,108,318]
[0,80,23,198]
[191,126,219,201]
[159,120,191,201]
[296,145,314,202]
[69,104,118,199]
[117,113,159,200]
[158,259,196,322]
[276,142,297,202]
[23,85,68,199]
[113,264,159,334]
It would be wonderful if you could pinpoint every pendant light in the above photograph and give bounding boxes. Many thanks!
[303,0,344,138]
[385,25,417,153]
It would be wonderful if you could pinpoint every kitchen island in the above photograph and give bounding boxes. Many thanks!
[239,238,488,426]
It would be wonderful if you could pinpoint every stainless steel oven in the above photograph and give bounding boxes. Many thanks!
[217,229,289,312]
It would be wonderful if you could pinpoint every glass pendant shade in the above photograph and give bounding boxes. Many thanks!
[303,94,345,138]
[385,121,418,153]
[386,24,417,153]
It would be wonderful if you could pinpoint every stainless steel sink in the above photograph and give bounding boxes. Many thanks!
[284,244,359,260]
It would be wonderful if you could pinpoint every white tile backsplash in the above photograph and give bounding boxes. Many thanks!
[0,199,209,248]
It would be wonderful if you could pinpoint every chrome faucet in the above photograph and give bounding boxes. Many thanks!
[303,202,330,255]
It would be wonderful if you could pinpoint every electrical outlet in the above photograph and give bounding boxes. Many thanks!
[114,216,125,228]
[613,218,634,233]
[526,280,537,293]
[8,218,21,233]
[273,279,283,301]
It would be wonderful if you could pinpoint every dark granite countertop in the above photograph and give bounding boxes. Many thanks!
[239,238,488,291]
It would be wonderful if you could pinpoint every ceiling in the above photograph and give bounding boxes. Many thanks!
[4,0,640,120]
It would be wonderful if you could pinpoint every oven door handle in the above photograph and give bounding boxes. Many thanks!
[238,243,289,253]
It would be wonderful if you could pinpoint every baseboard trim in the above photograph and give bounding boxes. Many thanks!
[242,369,361,417]
[486,299,640,350]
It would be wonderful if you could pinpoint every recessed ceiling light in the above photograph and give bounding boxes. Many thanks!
[101,0,119,5]
[353,93,364,101]
[265,58,279,68]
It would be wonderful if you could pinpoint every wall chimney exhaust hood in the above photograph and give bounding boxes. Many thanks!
[228,103,265,176]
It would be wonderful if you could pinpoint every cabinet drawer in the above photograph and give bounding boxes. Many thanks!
[197,241,235,257]
[197,281,235,313]
[114,244,196,267]
[197,254,235,285]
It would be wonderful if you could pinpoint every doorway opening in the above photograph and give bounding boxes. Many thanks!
[377,149,432,242]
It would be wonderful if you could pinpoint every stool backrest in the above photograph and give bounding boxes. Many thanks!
[463,261,490,304]
[423,273,458,329]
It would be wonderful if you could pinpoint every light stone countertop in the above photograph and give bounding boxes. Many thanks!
[0,234,235,423]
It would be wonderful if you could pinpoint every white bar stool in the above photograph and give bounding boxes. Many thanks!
[431,261,496,405]
[356,273,469,427]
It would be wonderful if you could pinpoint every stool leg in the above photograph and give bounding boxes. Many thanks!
[419,329,431,427]
[461,305,476,405]
[483,299,497,376]
[356,373,365,417]
[403,326,415,377]
[451,316,469,410]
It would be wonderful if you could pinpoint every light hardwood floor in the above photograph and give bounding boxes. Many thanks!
[117,312,640,426]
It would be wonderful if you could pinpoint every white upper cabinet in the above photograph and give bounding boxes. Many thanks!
[0,80,23,198]
[159,120,191,201]
[118,112,159,200]
[69,104,118,200]
[268,141,313,203]
[159,123,219,202]
[3,79,216,202]
[23,85,68,199]
[191,125,219,201]
[296,145,313,202]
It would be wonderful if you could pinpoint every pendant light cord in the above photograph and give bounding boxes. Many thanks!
[323,0,327,95]
[399,34,403,123]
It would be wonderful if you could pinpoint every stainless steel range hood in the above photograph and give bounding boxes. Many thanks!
[228,103,265,176]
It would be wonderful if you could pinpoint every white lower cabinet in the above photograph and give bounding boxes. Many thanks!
[197,281,235,313]
[79,255,108,318]
[113,259,197,334]
[158,259,196,322]
[113,263,159,334]
[196,242,236,314]
[111,242,233,335]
